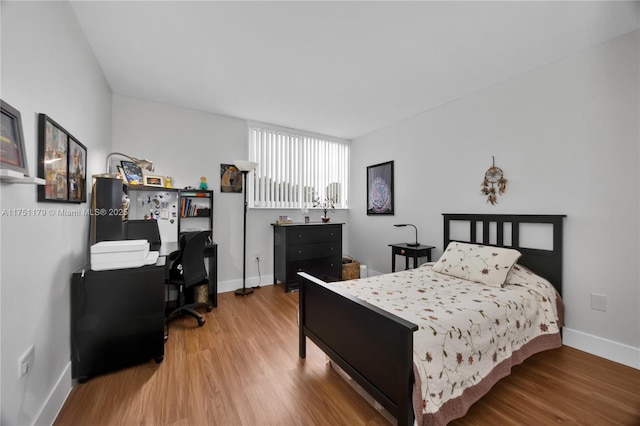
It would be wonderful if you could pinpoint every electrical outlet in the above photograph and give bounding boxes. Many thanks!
[18,345,35,378]
[254,252,261,261]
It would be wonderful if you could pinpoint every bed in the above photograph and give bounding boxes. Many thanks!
[298,213,565,425]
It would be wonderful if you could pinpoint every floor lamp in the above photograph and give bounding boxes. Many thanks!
[234,160,258,296]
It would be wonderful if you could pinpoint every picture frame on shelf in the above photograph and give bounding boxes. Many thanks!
[366,160,394,215]
[1,100,30,176]
[116,165,127,183]
[38,113,87,203]
[120,160,143,185]
[143,174,165,187]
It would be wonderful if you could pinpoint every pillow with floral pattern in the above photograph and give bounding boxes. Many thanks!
[432,241,521,287]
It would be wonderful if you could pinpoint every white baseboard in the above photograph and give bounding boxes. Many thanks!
[364,269,382,278]
[563,327,640,369]
[34,361,72,426]
[217,275,274,294]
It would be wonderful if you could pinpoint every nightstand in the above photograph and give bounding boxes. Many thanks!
[389,243,435,272]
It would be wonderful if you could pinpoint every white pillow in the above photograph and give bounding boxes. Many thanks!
[432,242,521,287]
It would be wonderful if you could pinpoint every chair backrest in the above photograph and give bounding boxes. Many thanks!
[124,220,161,246]
[170,231,209,287]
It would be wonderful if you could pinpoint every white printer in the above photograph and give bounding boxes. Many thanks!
[90,240,159,271]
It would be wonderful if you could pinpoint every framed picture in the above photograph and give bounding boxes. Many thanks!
[38,114,87,203]
[0,100,30,175]
[116,165,127,183]
[120,160,143,185]
[220,163,242,193]
[143,174,165,187]
[367,160,394,215]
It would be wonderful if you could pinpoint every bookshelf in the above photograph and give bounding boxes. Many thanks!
[178,189,213,237]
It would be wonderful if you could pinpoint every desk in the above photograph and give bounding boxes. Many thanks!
[389,243,435,272]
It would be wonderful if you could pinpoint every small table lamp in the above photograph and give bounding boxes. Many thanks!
[394,223,420,246]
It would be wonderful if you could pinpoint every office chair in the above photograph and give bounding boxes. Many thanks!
[124,219,162,250]
[165,231,213,337]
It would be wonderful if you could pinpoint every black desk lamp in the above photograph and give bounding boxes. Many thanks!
[394,223,420,246]
[234,160,258,296]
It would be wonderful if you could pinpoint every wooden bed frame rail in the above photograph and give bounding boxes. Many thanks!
[298,272,418,425]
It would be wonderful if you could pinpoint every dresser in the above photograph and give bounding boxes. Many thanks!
[273,223,343,291]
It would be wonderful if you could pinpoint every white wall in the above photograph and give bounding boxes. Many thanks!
[1,5,636,425]
[348,31,640,368]
[112,95,350,292]
[0,1,112,424]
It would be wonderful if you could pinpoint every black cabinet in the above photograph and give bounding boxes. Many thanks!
[70,265,165,382]
[273,223,343,291]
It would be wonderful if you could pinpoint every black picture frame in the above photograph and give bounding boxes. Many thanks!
[38,114,87,203]
[0,100,30,176]
[367,160,394,215]
[120,160,144,185]
[220,163,242,193]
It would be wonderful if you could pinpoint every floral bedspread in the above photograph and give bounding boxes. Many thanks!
[329,263,562,423]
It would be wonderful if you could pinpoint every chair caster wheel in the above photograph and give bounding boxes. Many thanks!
[154,355,164,363]
[198,318,205,326]
[206,306,213,312]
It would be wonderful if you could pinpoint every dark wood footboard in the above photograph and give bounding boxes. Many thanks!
[298,272,418,426]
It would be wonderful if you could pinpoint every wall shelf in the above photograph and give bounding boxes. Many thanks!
[0,169,45,185]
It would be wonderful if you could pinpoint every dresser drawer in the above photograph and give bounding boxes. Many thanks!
[287,256,342,284]
[287,242,340,260]
[289,225,341,245]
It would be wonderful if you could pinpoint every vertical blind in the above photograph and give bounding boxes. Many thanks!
[248,125,349,209]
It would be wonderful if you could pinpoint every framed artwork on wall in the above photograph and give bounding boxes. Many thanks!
[0,100,30,176]
[367,160,394,215]
[220,163,242,193]
[38,114,87,203]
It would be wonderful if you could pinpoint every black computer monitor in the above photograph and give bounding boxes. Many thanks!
[124,219,161,248]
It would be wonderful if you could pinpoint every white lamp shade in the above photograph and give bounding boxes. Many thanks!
[233,160,258,172]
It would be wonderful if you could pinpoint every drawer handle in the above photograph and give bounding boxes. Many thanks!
[298,250,303,254]
[330,247,334,251]
[298,234,302,238]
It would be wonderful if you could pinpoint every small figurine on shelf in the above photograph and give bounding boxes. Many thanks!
[199,176,208,190]
[165,176,174,188]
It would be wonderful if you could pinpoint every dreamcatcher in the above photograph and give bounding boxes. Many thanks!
[481,157,507,205]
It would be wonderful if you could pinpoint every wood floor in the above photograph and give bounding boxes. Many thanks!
[55,284,639,426]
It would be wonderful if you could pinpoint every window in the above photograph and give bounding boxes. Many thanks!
[248,123,349,209]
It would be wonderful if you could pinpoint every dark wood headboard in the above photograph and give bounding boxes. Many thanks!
[443,214,566,295]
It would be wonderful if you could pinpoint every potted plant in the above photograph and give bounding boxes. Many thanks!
[312,196,336,222]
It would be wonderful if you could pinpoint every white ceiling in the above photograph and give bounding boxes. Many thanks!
[70,1,639,140]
